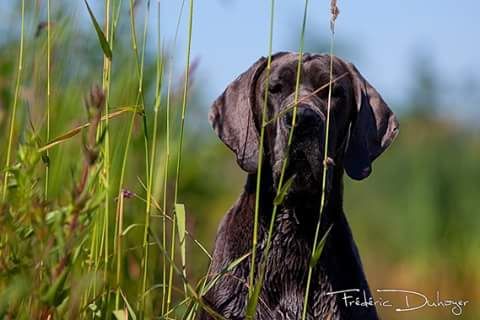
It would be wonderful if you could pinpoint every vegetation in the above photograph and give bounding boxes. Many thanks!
[0,1,478,319]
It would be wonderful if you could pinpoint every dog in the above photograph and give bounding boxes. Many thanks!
[199,52,399,319]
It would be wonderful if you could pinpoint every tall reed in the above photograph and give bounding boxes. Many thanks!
[301,2,339,319]
[246,0,309,317]
[2,0,25,201]
[0,1,346,318]
[44,0,51,200]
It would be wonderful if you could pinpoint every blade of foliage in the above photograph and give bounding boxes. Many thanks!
[83,0,112,59]
[273,174,295,205]
[119,289,137,320]
[201,251,251,295]
[309,224,333,267]
[113,309,128,320]
[175,203,187,295]
[121,223,144,236]
[40,268,69,307]
[38,106,139,152]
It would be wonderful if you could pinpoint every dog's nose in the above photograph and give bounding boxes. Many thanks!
[285,105,322,128]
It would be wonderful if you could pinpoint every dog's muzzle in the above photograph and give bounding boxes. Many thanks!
[284,103,324,135]
[281,103,327,184]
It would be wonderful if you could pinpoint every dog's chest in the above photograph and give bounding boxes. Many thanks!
[258,210,340,319]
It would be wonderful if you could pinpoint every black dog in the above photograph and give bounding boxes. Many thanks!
[199,52,399,319]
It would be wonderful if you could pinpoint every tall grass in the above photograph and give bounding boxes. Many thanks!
[0,1,205,318]
[140,1,163,314]
[248,0,276,304]
[1,1,479,320]
[301,2,338,318]
[44,0,51,200]
[246,0,311,317]
[2,0,25,201]
[0,1,349,319]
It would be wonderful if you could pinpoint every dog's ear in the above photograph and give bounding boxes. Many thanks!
[209,57,268,173]
[342,62,399,180]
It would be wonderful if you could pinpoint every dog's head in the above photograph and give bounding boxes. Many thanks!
[210,52,399,198]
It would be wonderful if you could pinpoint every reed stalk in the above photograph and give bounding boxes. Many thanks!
[2,0,25,201]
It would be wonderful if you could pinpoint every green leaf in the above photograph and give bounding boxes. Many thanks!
[310,224,333,268]
[97,126,108,145]
[175,203,187,293]
[72,237,88,264]
[182,299,197,320]
[273,174,296,205]
[202,251,251,294]
[119,289,137,320]
[40,268,69,307]
[83,0,112,60]
[175,203,186,247]
[121,223,144,236]
[38,106,139,152]
[113,309,127,320]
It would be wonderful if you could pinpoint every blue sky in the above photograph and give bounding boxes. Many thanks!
[1,1,478,122]
[156,0,479,122]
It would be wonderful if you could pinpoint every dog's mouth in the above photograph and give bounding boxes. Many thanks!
[271,104,335,197]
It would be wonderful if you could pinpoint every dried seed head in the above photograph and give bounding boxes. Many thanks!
[89,85,105,111]
[324,157,336,167]
[330,0,340,33]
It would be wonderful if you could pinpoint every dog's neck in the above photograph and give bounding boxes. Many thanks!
[244,164,345,231]
[243,165,377,319]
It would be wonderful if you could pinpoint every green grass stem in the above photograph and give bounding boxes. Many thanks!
[246,1,309,316]
[2,0,25,201]
[44,0,51,200]
[248,0,276,302]
[300,9,337,320]
[168,0,194,311]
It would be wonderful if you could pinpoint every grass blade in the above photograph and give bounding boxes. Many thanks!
[201,251,251,295]
[84,0,112,59]
[249,0,276,302]
[170,0,195,311]
[120,289,138,320]
[38,106,140,152]
[2,0,25,201]
[301,2,339,318]
[309,224,333,267]
[273,174,295,206]
[113,309,128,320]
[44,0,52,200]
[121,223,144,236]
[175,203,188,295]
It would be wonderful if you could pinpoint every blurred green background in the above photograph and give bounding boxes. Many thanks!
[0,1,478,319]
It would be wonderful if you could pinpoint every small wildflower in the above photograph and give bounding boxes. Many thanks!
[122,188,135,199]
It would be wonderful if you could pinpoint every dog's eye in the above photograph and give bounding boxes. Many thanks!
[268,83,283,94]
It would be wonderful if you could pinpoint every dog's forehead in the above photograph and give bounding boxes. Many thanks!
[268,53,300,74]
[305,55,349,75]
[268,53,345,77]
